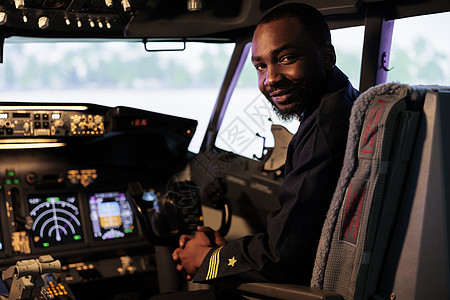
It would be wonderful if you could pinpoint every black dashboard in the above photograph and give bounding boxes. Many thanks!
[0,103,197,298]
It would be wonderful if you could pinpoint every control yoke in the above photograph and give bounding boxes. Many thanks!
[128,180,231,246]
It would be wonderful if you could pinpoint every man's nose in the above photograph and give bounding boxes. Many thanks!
[264,65,280,87]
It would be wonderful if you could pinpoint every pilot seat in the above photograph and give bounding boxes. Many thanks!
[148,83,450,300]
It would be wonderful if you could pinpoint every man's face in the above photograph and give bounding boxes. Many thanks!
[251,17,327,120]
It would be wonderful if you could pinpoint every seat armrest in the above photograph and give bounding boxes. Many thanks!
[217,281,343,300]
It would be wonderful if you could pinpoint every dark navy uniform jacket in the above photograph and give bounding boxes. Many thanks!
[193,67,359,285]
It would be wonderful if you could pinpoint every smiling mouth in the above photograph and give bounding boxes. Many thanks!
[269,89,295,104]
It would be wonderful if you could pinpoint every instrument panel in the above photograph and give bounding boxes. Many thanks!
[0,102,197,297]
[0,142,154,294]
[3,185,142,256]
[0,105,105,138]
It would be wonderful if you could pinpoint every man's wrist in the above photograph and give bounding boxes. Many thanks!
[196,246,213,268]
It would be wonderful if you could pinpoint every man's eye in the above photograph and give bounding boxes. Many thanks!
[254,64,265,71]
[279,56,296,64]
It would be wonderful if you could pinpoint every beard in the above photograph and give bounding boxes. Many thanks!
[266,81,320,122]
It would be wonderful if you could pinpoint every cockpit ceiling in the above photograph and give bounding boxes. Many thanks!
[0,0,448,40]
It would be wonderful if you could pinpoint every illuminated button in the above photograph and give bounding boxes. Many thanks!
[23,122,30,133]
[14,0,24,9]
[65,275,74,281]
[34,122,41,128]
[35,128,50,136]
[38,16,49,29]
[121,0,130,11]
[0,12,7,26]
[94,115,103,124]
[72,115,81,125]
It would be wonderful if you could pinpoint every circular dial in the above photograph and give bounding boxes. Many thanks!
[28,195,83,247]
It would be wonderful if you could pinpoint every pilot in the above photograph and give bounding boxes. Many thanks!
[173,3,360,285]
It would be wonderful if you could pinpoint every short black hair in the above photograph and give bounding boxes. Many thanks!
[258,3,331,48]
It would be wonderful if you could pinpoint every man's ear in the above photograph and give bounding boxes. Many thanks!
[322,44,336,70]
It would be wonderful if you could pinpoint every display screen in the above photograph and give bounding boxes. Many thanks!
[0,218,3,251]
[89,192,137,240]
[28,195,83,247]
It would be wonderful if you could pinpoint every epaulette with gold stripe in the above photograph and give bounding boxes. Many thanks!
[206,246,224,280]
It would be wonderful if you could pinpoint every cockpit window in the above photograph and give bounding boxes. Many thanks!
[215,26,364,159]
[332,26,364,89]
[387,11,450,85]
[0,40,235,153]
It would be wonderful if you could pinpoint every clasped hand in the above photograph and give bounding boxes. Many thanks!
[172,226,227,280]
